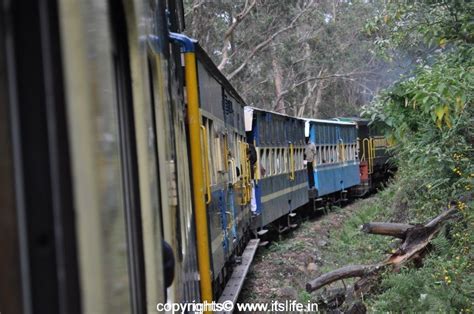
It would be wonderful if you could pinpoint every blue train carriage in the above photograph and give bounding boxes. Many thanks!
[245,107,308,231]
[195,45,252,293]
[305,118,361,203]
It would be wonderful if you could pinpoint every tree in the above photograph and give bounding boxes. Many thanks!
[184,0,402,118]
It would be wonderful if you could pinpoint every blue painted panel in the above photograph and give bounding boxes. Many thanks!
[255,181,263,214]
[313,163,361,196]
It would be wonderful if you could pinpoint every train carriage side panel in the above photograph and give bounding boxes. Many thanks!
[195,47,251,294]
[196,57,227,284]
[309,120,360,198]
[246,108,308,229]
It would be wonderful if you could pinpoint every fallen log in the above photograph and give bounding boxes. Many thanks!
[360,222,414,239]
[306,206,460,295]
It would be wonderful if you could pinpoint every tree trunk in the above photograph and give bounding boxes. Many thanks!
[272,51,285,113]
[361,222,414,239]
[312,82,324,117]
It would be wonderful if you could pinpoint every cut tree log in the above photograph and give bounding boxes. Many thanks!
[360,222,414,239]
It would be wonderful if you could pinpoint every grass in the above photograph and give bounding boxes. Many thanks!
[240,182,473,312]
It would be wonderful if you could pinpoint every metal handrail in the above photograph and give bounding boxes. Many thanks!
[200,125,212,204]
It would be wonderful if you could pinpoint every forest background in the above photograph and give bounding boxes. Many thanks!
[185,0,414,118]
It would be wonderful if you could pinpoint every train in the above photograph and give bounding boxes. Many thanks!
[0,1,392,313]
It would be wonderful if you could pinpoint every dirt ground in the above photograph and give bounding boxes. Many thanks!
[239,197,378,306]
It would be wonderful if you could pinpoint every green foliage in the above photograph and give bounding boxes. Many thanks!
[365,1,474,58]
[360,1,474,311]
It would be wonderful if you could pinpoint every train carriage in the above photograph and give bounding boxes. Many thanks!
[306,119,360,200]
[193,45,252,294]
[334,118,394,196]
[245,107,308,230]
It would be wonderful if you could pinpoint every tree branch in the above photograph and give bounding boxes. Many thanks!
[217,0,257,70]
[226,1,313,80]
[306,264,384,292]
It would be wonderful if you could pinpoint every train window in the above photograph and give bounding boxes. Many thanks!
[280,149,284,174]
[260,148,266,177]
[299,149,304,170]
[300,149,304,170]
[276,149,281,174]
[274,149,278,174]
[234,133,239,169]
[268,148,272,176]
[214,133,226,174]
[207,119,216,184]
[214,136,222,178]
[276,149,279,175]
[222,133,228,172]
[283,149,286,173]
[220,133,227,172]
[281,148,285,173]
[262,149,267,176]
[294,149,298,170]
[267,149,272,175]
[294,148,298,171]
[301,149,304,169]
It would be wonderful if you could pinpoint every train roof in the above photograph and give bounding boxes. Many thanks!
[244,106,305,131]
[333,117,370,125]
[244,106,356,134]
[195,44,247,106]
[303,118,356,138]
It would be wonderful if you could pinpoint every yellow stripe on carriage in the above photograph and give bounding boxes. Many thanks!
[260,182,308,203]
